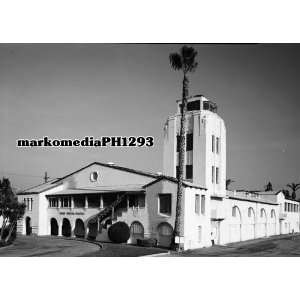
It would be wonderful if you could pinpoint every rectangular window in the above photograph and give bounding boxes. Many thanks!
[62,197,71,208]
[186,165,193,180]
[186,133,193,151]
[232,207,237,217]
[212,166,215,183]
[176,165,179,179]
[216,167,219,184]
[212,135,215,152]
[177,134,193,152]
[201,195,205,215]
[176,135,180,152]
[179,100,200,112]
[198,226,202,242]
[216,137,220,154]
[195,194,200,214]
[159,194,172,216]
[285,202,287,212]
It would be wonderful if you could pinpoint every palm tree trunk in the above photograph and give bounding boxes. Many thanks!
[172,74,189,251]
[5,220,16,243]
[0,217,8,240]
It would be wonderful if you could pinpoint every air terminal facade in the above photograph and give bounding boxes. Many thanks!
[17,95,300,249]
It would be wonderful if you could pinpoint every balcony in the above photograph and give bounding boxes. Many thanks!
[211,208,225,220]
[279,213,287,220]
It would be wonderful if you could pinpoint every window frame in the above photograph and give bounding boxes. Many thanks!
[216,137,220,154]
[195,194,200,215]
[201,195,206,215]
[216,167,219,184]
[158,193,172,216]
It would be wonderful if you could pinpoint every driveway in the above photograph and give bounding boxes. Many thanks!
[0,235,100,257]
[0,235,167,257]
[164,234,300,256]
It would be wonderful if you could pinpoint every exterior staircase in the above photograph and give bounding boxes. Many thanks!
[96,192,128,224]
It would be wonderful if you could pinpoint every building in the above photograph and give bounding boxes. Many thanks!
[17,95,300,250]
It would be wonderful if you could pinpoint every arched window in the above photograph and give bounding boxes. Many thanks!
[248,207,253,218]
[130,221,144,238]
[260,208,266,219]
[271,209,276,218]
[157,222,173,236]
[232,206,237,217]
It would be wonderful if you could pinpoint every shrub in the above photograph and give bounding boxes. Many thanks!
[137,238,157,247]
[74,226,85,238]
[87,221,98,240]
[108,221,130,243]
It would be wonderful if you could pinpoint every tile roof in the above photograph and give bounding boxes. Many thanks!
[53,162,159,183]
[143,175,207,190]
[17,179,62,195]
[46,185,145,196]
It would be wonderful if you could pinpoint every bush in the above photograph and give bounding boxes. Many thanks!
[74,224,85,238]
[87,221,98,240]
[108,221,130,243]
[137,238,157,247]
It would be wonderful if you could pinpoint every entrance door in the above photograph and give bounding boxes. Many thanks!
[157,223,173,248]
[211,221,220,244]
[25,217,31,235]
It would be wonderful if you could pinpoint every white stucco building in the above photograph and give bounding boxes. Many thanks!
[17,95,300,250]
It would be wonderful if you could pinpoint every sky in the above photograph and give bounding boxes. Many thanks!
[0,44,299,191]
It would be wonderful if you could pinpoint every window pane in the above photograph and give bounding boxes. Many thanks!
[159,194,172,215]
[187,100,200,111]
[198,226,202,242]
[201,195,205,215]
[216,167,219,184]
[186,165,193,180]
[212,166,215,183]
[212,135,215,152]
[186,133,193,151]
[195,194,200,214]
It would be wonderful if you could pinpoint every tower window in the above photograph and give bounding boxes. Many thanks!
[212,135,215,152]
[176,134,193,152]
[186,165,193,180]
[195,194,200,214]
[201,195,206,215]
[212,166,215,183]
[186,133,193,151]
[179,100,200,112]
[216,137,220,153]
[216,167,219,184]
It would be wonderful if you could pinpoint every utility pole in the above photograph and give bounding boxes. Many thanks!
[43,171,50,183]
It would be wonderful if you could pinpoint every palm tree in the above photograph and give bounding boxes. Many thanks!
[286,183,300,200]
[169,46,198,250]
[265,181,273,192]
[226,179,235,190]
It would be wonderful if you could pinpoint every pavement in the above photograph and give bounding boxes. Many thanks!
[1,234,299,257]
[162,233,300,256]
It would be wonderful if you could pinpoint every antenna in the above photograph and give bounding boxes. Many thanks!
[44,171,50,183]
